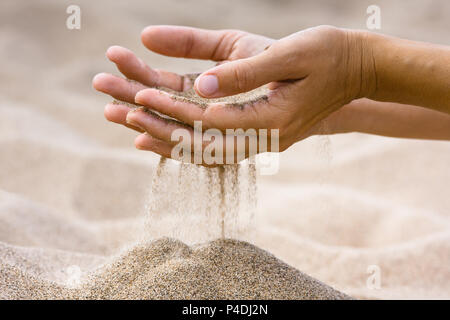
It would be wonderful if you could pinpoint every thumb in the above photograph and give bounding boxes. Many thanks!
[194,50,289,98]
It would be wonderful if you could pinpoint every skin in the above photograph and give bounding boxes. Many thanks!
[93,25,450,164]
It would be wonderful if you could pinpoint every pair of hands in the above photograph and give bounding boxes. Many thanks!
[94,25,370,163]
[93,25,450,164]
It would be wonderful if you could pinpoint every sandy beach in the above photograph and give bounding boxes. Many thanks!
[1,0,449,299]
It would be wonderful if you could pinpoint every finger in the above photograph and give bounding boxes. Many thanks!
[134,88,272,131]
[104,103,144,132]
[135,133,174,157]
[141,25,245,61]
[126,108,196,146]
[136,133,222,167]
[134,132,221,166]
[194,48,297,98]
[134,88,205,127]
[135,133,208,166]
[93,73,147,103]
[106,45,189,91]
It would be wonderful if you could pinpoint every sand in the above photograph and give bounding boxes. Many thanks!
[143,157,257,242]
[112,75,269,124]
[0,238,349,299]
[1,0,450,300]
[152,73,269,109]
[80,238,350,300]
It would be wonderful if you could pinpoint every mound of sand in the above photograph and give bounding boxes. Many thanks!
[1,238,350,300]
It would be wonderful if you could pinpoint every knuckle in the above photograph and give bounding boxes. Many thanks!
[210,29,247,61]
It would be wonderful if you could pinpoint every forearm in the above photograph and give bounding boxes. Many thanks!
[363,32,450,114]
[327,98,450,140]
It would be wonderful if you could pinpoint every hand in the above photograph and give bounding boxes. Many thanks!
[93,25,375,163]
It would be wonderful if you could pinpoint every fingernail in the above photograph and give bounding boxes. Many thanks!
[134,89,150,104]
[197,75,219,96]
[126,113,143,130]
[134,92,145,104]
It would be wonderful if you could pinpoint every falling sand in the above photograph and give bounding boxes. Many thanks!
[143,157,257,242]
[0,76,350,299]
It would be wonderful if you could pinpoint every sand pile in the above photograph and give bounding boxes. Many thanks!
[79,238,350,299]
[1,238,350,299]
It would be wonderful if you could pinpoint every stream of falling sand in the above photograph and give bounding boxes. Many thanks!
[143,157,257,244]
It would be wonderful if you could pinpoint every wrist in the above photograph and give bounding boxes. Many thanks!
[344,29,378,100]
[359,32,450,112]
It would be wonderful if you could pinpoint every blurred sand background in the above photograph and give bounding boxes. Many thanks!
[0,0,449,299]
